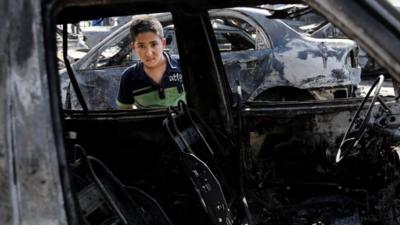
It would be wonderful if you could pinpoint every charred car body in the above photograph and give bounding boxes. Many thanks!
[61,7,361,110]
[2,1,400,225]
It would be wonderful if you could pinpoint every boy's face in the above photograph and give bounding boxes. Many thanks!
[132,31,166,68]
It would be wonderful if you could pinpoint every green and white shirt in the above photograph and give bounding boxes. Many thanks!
[116,52,186,109]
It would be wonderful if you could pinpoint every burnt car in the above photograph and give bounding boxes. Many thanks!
[2,0,400,225]
[61,7,361,110]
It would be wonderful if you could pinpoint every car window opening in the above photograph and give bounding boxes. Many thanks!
[54,4,400,225]
[59,13,186,111]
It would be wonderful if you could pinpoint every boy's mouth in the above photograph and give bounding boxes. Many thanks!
[145,58,154,62]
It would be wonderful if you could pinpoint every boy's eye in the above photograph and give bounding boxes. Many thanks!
[150,42,158,47]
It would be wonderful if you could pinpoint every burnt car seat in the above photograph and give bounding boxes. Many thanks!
[163,101,235,225]
[70,144,173,225]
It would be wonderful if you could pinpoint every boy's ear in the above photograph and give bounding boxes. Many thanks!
[162,38,166,48]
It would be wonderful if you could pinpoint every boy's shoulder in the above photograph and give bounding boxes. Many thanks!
[121,63,143,80]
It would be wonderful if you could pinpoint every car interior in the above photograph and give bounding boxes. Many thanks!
[53,1,400,225]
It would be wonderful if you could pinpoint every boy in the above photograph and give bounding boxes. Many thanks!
[116,15,186,109]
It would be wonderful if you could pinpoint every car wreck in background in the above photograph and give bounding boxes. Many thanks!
[2,0,400,225]
[308,22,389,77]
[265,3,390,78]
[56,27,90,68]
[61,7,361,110]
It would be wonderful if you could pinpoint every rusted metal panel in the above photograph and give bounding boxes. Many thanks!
[1,0,68,224]
[66,67,126,110]
[222,49,273,100]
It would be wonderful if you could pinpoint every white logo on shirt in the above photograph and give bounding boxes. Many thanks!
[169,73,183,82]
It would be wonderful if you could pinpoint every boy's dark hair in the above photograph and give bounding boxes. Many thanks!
[130,15,164,42]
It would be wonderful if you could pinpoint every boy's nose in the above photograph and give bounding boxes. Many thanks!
[145,48,153,57]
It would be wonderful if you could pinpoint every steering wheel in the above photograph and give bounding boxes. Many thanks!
[336,75,385,163]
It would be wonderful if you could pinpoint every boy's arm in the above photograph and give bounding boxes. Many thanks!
[116,71,135,109]
[116,100,133,110]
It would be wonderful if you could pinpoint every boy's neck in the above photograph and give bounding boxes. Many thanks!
[144,55,167,85]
